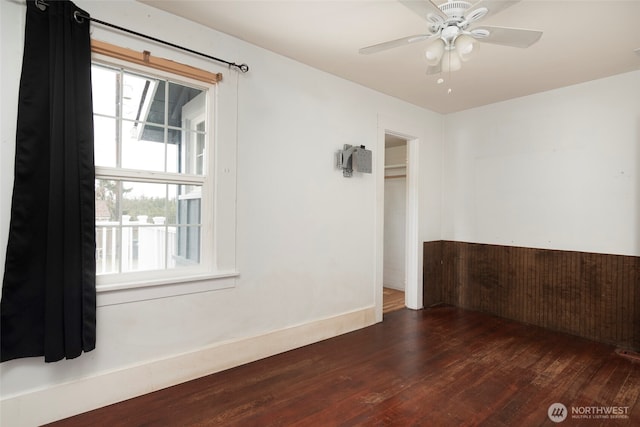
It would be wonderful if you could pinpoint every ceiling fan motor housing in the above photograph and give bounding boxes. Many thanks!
[439,0,472,19]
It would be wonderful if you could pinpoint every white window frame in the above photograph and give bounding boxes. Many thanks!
[91,52,238,304]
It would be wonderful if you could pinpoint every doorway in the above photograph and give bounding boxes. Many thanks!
[383,135,407,314]
[375,116,421,322]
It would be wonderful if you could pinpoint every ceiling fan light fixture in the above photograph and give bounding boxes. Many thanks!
[442,50,462,73]
[425,39,446,66]
[455,34,478,62]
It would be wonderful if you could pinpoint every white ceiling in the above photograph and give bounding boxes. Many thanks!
[141,0,640,114]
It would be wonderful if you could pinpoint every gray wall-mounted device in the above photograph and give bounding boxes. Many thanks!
[337,144,372,177]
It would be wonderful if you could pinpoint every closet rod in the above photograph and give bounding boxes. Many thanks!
[69,8,249,73]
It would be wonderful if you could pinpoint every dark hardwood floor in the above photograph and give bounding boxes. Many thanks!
[49,307,640,426]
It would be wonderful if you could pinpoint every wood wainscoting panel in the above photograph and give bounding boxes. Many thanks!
[423,241,443,306]
[424,241,640,351]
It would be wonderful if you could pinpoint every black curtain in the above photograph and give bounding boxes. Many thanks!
[1,0,96,362]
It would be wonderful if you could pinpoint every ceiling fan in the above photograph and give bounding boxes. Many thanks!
[359,0,543,74]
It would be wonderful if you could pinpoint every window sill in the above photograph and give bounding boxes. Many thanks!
[96,271,239,307]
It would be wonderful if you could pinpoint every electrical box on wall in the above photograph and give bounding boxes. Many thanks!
[336,144,372,177]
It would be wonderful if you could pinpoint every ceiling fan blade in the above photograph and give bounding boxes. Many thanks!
[359,34,432,55]
[465,1,521,22]
[400,0,447,22]
[471,26,542,48]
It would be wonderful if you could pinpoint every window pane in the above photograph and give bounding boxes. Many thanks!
[91,65,118,117]
[120,226,138,272]
[174,184,202,224]
[120,181,171,273]
[121,121,166,171]
[122,181,169,222]
[145,81,165,125]
[173,183,201,264]
[96,225,119,275]
[172,225,201,265]
[122,181,174,272]
[166,128,181,173]
[93,116,117,167]
[196,122,205,175]
[122,72,162,124]
[138,223,168,271]
[95,178,120,275]
[167,184,178,224]
[95,179,119,222]
[166,137,179,174]
[168,82,205,128]
[181,129,206,175]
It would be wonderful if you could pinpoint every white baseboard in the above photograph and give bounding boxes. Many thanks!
[1,307,376,427]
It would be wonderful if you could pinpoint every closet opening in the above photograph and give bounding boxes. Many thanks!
[382,134,407,314]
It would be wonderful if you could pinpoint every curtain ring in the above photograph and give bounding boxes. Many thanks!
[73,11,85,24]
[34,0,47,12]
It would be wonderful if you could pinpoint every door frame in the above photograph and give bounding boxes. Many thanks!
[375,115,422,322]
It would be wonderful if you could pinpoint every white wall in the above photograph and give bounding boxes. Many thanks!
[443,70,640,257]
[0,1,443,425]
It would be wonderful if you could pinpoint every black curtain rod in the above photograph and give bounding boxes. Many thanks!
[71,9,249,73]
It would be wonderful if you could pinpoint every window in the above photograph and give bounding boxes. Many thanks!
[92,59,216,288]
